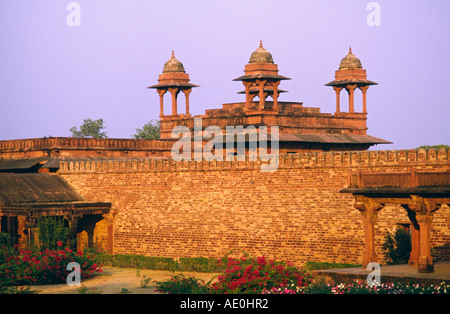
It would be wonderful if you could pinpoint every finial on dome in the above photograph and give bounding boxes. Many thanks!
[171,50,175,57]
[259,40,263,48]
[349,46,352,54]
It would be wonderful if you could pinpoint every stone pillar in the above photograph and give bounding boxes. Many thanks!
[416,212,435,273]
[346,84,357,113]
[67,215,80,250]
[354,197,384,268]
[271,81,280,112]
[168,87,180,116]
[333,86,343,114]
[17,216,28,250]
[243,81,252,111]
[182,89,192,116]
[408,196,440,273]
[157,89,167,117]
[27,216,37,249]
[359,86,369,114]
[256,79,267,110]
[403,204,420,265]
[107,222,113,253]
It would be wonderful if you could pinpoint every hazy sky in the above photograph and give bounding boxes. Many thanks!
[0,0,449,150]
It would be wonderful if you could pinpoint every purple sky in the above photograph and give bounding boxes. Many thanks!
[0,0,449,150]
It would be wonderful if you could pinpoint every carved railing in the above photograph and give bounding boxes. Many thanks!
[356,171,450,188]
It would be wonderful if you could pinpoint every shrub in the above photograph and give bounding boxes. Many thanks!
[97,253,225,273]
[0,232,15,248]
[154,274,212,294]
[0,241,102,286]
[0,232,16,265]
[304,261,361,271]
[36,217,69,250]
[97,254,179,271]
[210,255,313,294]
[381,228,411,265]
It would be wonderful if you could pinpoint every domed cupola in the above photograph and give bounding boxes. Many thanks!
[339,47,363,70]
[325,47,377,115]
[163,51,186,73]
[233,41,290,112]
[148,51,199,118]
[249,41,274,64]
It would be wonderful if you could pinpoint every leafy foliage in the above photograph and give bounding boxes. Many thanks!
[133,119,161,140]
[97,253,224,272]
[416,144,450,150]
[153,255,314,294]
[211,255,313,294]
[0,243,102,286]
[37,217,69,250]
[381,228,411,265]
[154,274,212,294]
[70,118,107,138]
[304,261,361,271]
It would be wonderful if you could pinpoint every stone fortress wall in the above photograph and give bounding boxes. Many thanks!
[58,148,450,266]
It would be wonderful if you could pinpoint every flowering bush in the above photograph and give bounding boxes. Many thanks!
[210,255,313,294]
[303,280,449,294]
[261,285,299,294]
[0,242,102,286]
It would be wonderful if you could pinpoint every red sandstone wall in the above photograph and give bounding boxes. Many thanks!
[58,148,450,266]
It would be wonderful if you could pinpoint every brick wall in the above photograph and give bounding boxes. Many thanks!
[59,148,450,266]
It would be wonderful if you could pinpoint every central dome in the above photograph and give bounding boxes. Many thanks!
[163,51,185,73]
[339,47,362,70]
[249,41,274,64]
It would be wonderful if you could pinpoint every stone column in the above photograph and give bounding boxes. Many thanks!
[26,215,36,249]
[403,204,420,266]
[102,212,115,253]
[271,81,281,112]
[354,196,384,268]
[168,87,180,116]
[67,215,80,250]
[243,81,252,111]
[346,84,357,113]
[17,216,28,250]
[333,86,343,114]
[182,89,192,116]
[359,86,369,114]
[408,196,440,273]
[157,89,167,118]
[416,212,435,273]
[256,80,267,110]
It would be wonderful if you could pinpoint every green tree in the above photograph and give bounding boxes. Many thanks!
[37,217,69,250]
[416,144,450,150]
[381,228,411,265]
[133,119,161,140]
[70,118,107,138]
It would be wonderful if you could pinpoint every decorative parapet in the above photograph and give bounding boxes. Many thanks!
[58,148,449,174]
[0,137,174,152]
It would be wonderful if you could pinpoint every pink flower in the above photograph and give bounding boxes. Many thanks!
[57,241,63,247]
